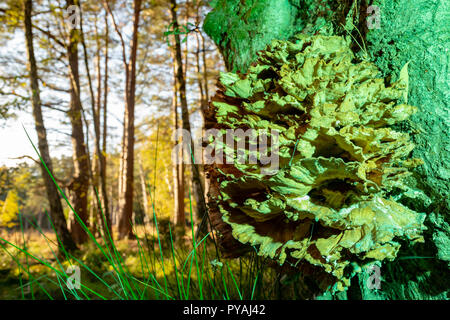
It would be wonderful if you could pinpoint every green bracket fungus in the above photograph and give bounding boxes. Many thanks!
[206,34,426,293]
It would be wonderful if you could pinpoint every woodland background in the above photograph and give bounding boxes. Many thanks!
[0,0,219,242]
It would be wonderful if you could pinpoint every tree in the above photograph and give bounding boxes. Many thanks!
[23,0,77,252]
[204,0,449,300]
[169,0,207,235]
[97,8,112,234]
[78,1,111,239]
[64,0,91,245]
[101,10,111,233]
[171,60,186,237]
[105,0,143,239]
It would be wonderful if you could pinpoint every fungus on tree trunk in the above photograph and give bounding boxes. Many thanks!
[205,35,426,292]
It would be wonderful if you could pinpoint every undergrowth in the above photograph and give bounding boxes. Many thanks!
[0,127,288,300]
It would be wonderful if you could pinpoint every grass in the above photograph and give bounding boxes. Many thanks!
[0,126,286,300]
[0,215,282,300]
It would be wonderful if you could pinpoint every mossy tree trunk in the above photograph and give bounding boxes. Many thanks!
[204,0,449,300]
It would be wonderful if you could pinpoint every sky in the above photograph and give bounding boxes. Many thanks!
[0,114,37,167]
[0,35,39,167]
[0,102,125,167]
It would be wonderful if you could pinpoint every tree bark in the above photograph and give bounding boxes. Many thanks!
[66,0,90,245]
[23,0,77,253]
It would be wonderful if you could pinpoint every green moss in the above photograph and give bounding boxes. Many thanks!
[357,0,450,300]
[204,0,306,72]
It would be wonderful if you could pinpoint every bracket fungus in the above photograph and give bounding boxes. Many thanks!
[205,34,426,292]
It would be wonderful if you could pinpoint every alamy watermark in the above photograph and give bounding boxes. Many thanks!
[366,264,381,290]
[172,128,280,176]
[66,265,81,290]
[367,5,381,30]
[64,5,81,29]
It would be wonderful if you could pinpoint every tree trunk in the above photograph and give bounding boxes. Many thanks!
[103,0,126,232]
[117,0,142,239]
[169,0,207,236]
[199,31,209,106]
[23,0,77,253]
[138,156,149,218]
[100,10,111,236]
[66,0,90,245]
[80,7,111,239]
[204,0,449,300]
[79,1,100,238]
[171,59,186,238]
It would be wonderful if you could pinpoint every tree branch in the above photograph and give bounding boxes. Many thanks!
[9,155,40,164]
[32,24,66,48]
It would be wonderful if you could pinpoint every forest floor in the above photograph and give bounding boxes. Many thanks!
[0,224,283,300]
